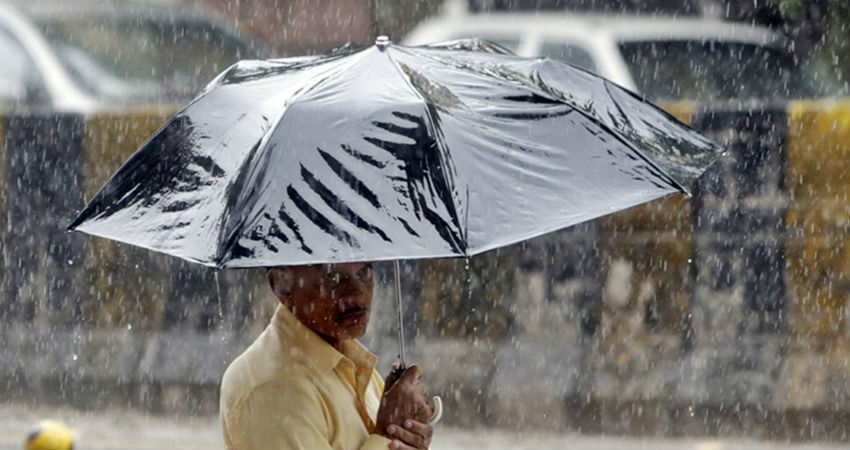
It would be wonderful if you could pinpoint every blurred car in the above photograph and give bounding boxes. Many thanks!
[0,0,273,112]
[403,8,843,102]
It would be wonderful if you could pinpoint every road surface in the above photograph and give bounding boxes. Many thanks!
[1,404,844,450]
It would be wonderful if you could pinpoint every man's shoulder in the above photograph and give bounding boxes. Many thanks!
[220,325,315,412]
[221,361,317,413]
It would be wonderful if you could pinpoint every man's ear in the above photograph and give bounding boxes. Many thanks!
[267,267,293,301]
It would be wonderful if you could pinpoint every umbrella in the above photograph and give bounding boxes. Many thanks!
[69,37,722,418]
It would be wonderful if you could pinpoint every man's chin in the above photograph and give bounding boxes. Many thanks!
[334,321,369,341]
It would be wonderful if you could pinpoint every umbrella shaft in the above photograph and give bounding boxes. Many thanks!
[393,260,406,369]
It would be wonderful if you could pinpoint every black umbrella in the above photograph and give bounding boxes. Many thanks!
[69,37,722,402]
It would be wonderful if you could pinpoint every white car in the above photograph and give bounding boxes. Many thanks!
[0,0,272,112]
[403,7,840,102]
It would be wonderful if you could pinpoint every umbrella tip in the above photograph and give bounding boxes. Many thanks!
[375,35,391,50]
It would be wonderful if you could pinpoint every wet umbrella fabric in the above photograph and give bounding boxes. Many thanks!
[69,38,722,268]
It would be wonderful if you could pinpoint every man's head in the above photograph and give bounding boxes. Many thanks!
[267,262,374,345]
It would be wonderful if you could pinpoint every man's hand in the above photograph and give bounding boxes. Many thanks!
[375,365,433,449]
[386,419,433,450]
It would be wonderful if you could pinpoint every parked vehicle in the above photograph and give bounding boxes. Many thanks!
[0,1,273,112]
[404,8,843,102]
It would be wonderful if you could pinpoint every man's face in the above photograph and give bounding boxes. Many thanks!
[268,262,374,343]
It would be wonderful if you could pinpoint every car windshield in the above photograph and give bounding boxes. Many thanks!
[620,40,836,102]
[539,41,597,73]
[37,16,263,104]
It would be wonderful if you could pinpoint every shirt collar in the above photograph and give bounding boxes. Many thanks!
[272,303,377,375]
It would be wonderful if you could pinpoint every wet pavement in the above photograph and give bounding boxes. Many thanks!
[1,404,845,450]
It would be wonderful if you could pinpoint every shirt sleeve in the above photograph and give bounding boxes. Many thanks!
[360,434,393,450]
[223,377,391,450]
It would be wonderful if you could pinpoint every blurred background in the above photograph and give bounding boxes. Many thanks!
[0,0,848,448]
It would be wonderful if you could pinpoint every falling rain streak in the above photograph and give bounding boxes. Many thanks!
[0,0,848,449]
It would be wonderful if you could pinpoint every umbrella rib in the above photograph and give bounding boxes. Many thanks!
[546,81,690,195]
[600,82,691,194]
[531,63,691,195]
[511,61,691,196]
[383,48,469,253]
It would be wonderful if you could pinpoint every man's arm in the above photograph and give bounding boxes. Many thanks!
[222,377,392,450]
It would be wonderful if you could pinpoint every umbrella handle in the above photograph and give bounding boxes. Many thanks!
[389,368,443,425]
[428,395,443,425]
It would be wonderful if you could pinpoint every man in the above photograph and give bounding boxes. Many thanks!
[220,262,434,450]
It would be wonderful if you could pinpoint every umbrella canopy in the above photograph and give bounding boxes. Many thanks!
[69,38,722,268]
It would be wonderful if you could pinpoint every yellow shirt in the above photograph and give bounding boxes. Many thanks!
[220,303,392,450]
